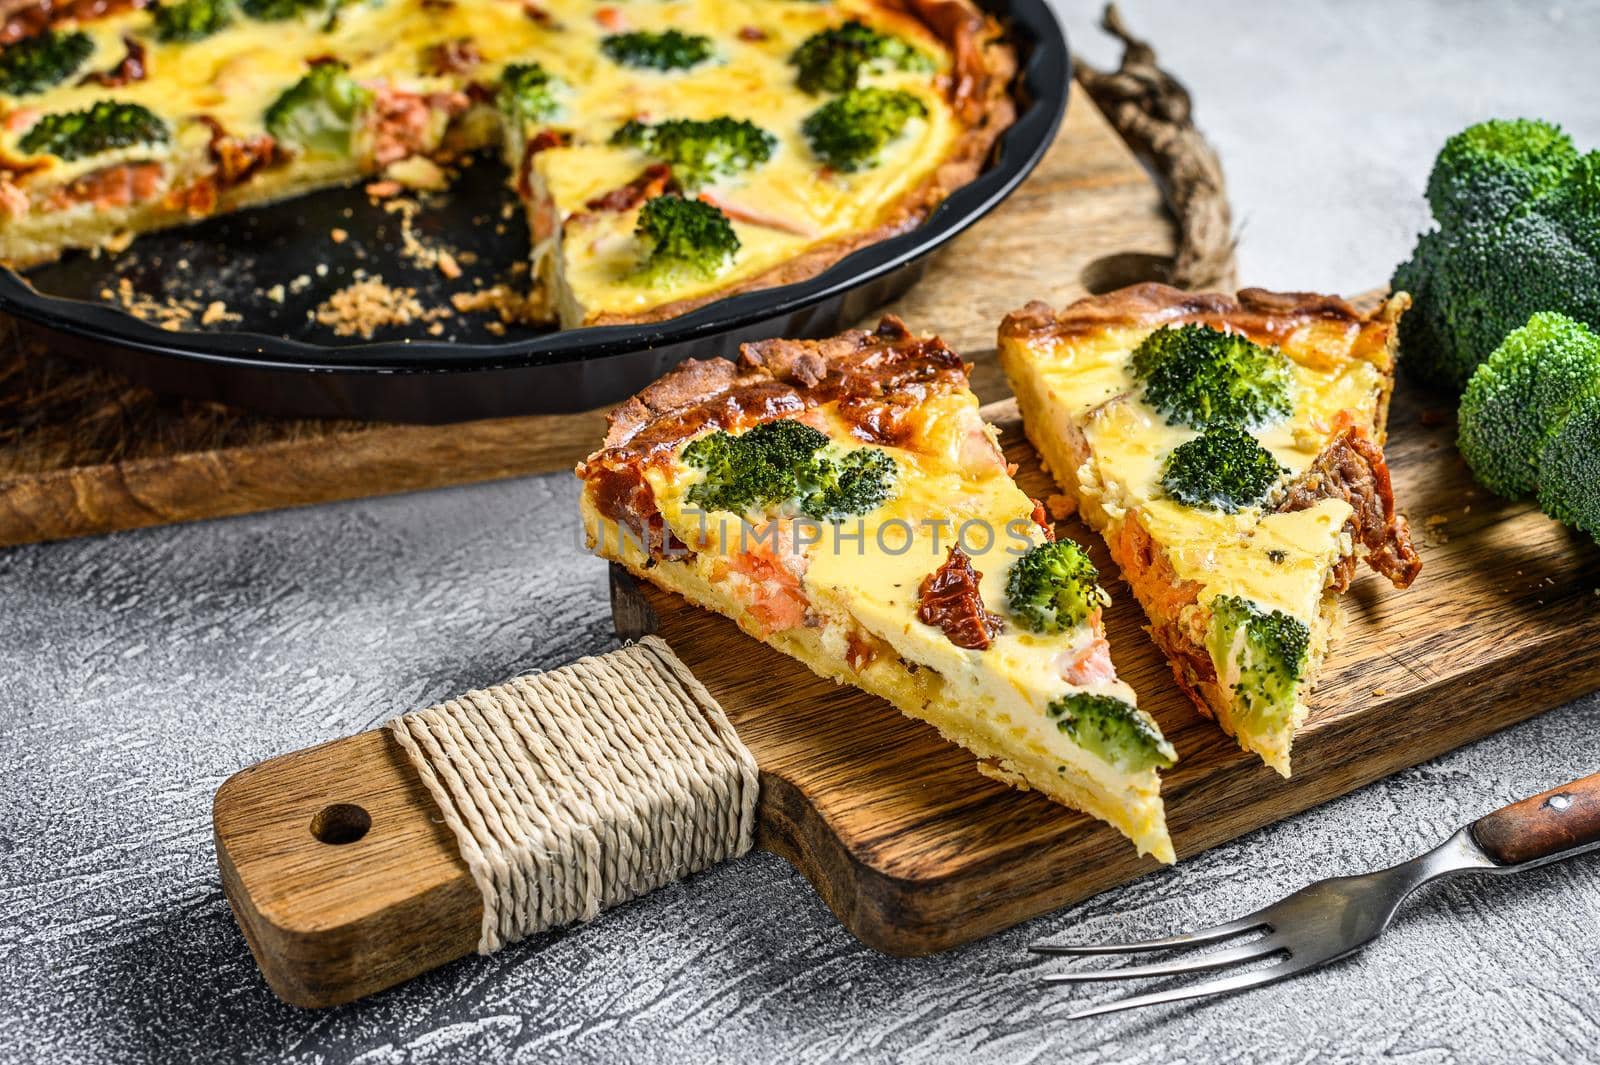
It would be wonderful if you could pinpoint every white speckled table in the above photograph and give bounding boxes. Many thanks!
[5,3,1600,1062]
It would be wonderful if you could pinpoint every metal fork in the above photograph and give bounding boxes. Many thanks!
[1032,771,1600,1019]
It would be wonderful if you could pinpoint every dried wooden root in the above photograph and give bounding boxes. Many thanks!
[1075,3,1237,291]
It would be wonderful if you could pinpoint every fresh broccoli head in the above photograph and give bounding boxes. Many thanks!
[1204,595,1309,738]
[1425,118,1580,231]
[601,29,714,71]
[1535,386,1600,541]
[1160,423,1288,511]
[1394,205,1600,394]
[265,62,372,156]
[610,117,776,191]
[153,0,233,42]
[17,101,169,161]
[633,194,741,284]
[0,30,94,96]
[789,19,932,95]
[798,446,897,520]
[1457,312,1600,499]
[801,87,926,172]
[1005,539,1108,634]
[1044,693,1176,775]
[496,62,561,127]
[1131,324,1294,430]
[1392,118,1600,396]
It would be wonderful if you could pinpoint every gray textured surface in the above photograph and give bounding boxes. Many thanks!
[4,3,1600,1062]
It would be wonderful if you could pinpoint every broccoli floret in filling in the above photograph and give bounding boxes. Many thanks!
[800,87,926,172]
[1204,595,1310,738]
[1160,423,1288,511]
[1004,539,1108,634]
[1045,693,1176,775]
[798,446,896,520]
[0,30,94,96]
[18,101,169,161]
[1536,387,1600,542]
[682,420,896,521]
[1130,323,1294,430]
[601,29,714,71]
[496,61,561,127]
[633,194,740,284]
[265,62,372,157]
[788,19,932,95]
[152,0,233,42]
[1457,312,1600,499]
[239,0,322,19]
[610,117,776,191]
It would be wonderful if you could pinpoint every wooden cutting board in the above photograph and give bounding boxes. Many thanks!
[215,386,1600,1007]
[0,84,1174,549]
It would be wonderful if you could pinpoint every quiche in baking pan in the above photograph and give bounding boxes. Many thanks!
[999,285,1422,776]
[578,317,1178,861]
[0,0,1016,327]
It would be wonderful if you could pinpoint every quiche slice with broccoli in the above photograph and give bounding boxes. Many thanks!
[999,285,1423,775]
[577,317,1179,861]
[0,0,1015,329]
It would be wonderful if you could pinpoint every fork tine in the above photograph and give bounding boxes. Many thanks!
[1039,938,1282,984]
[1029,915,1266,956]
[1062,956,1315,1020]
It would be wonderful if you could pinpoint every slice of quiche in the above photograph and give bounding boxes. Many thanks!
[998,285,1422,776]
[577,316,1178,861]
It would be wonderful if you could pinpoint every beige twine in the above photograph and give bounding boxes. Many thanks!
[387,636,759,954]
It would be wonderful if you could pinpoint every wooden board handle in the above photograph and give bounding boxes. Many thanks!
[1471,772,1600,866]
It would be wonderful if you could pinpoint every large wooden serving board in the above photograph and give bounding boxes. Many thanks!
[0,84,1172,549]
[215,385,1600,1007]
[624,390,1600,952]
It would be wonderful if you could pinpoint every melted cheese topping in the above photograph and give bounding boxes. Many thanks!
[0,0,965,321]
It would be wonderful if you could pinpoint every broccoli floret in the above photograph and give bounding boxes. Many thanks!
[682,419,829,516]
[152,0,232,42]
[1392,119,1600,396]
[1457,312,1600,499]
[1425,118,1579,231]
[1130,324,1294,430]
[798,446,896,520]
[17,101,169,161]
[239,0,321,19]
[789,19,932,95]
[682,420,897,520]
[801,87,926,172]
[1004,539,1108,634]
[1045,693,1176,775]
[1536,386,1600,541]
[496,62,561,127]
[1160,423,1288,511]
[265,62,371,157]
[633,194,740,284]
[601,29,714,71]
[610,117,776,191]
[1204,595,1309,738]
[0,30,94,96]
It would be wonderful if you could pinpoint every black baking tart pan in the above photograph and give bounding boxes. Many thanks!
[0,0,1070,424]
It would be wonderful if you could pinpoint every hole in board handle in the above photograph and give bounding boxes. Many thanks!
[1080,252,1173,295]
[310,803,372,845]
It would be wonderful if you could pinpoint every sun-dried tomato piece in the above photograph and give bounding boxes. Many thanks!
[917,546,1002,650]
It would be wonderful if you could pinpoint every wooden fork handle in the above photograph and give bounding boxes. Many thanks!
[1471,772,1600,866]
